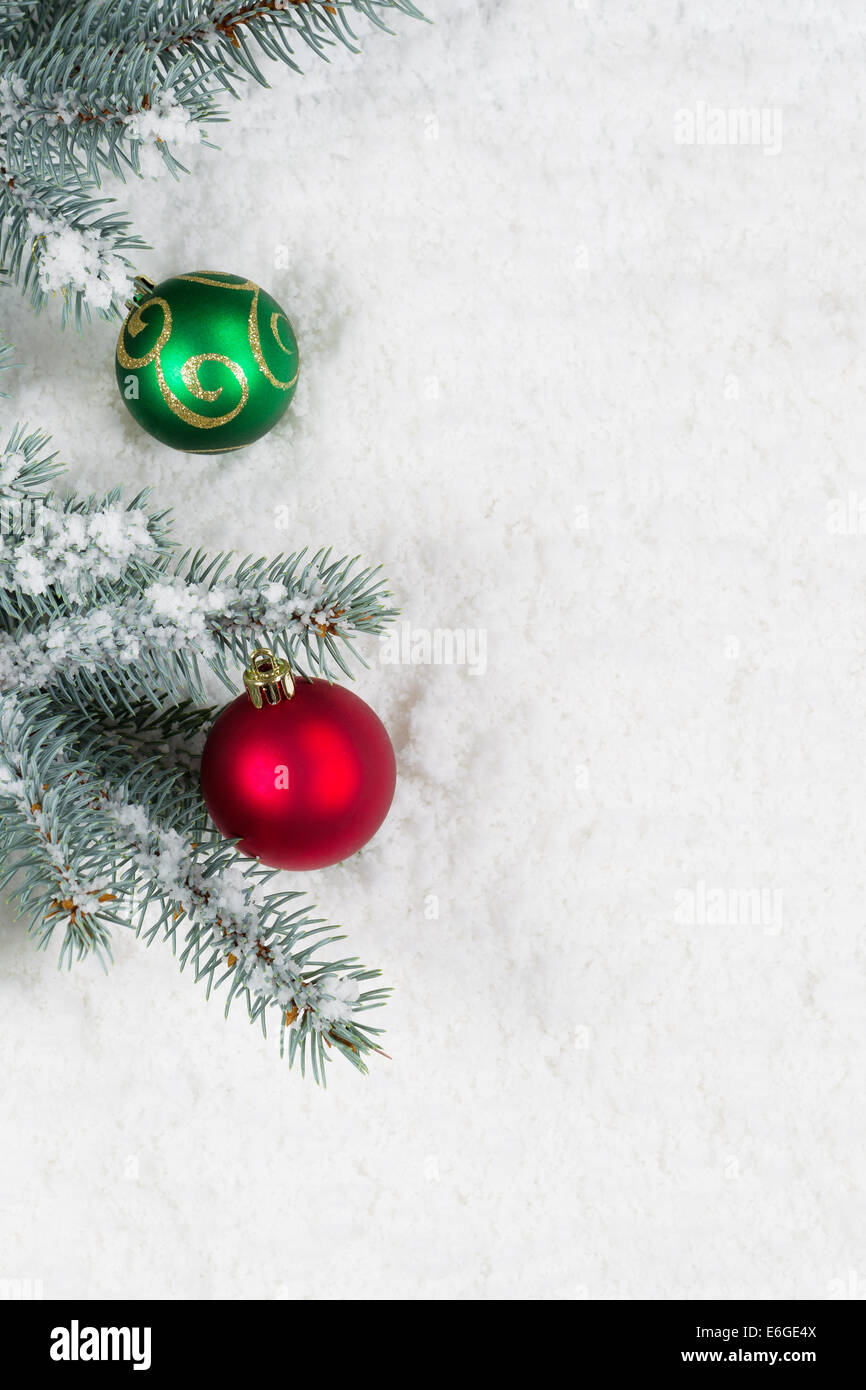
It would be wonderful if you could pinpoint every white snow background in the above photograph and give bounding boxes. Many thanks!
[1,0,865,1300]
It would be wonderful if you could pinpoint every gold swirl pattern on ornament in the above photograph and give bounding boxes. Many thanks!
[179,274,250,289]
[180,273,299,390]
[117,291,248,430]
[247,301,299,389]
[186,444,245,453]
[167,353,249,428]
[116,295,172,369]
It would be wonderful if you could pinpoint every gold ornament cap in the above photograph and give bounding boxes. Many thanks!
[124,274,156,310]
[243,647,295,708]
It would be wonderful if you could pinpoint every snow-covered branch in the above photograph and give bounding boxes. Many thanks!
[0,695,119,964]
[1,64,210,181]
[108,795,385,1077]
[0,552,394,700]
[0,2,424,320]
[0,170,143,322]
[0,494,168,609]
[0,692,388,1076]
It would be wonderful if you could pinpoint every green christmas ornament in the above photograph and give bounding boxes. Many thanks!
[115,270,299,453]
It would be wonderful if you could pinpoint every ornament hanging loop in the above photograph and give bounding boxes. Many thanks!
[124,274,155,310]
[243,647,295,708]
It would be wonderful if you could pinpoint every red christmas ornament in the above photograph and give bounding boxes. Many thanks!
[200,648,396,871]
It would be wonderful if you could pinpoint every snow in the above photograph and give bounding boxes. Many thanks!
[1,0,865,1300]
[124,89,203,178]
[0,500,155,596]
[0,448,26,484]
[25,213,134,314]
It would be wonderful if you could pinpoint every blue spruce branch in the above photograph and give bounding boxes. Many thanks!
[0,692,389,1077]
[0,413,397,1080]
[0,1,426,319]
